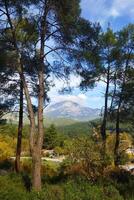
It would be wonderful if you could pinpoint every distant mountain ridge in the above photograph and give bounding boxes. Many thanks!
[45,101,100,121]
[3,101,101,124]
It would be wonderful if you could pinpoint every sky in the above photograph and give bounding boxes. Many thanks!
[47,0,134,109]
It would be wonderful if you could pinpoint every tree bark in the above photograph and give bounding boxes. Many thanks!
[114,105,120,166]
[32,148,42,190]
[32,12,46,190]
[15,78,23,172]
[114,58,129,166]
[101,66,110,160]
[109,73,117,114]
[4,0,46,190]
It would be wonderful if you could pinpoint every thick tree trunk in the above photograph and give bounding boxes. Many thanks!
[31,68,44,190]
[32,149,42,190]
[20,65,43,190]
[15,78,23,172]
[31,11,46,190]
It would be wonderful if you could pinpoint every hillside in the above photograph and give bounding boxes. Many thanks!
[44,117,78,127]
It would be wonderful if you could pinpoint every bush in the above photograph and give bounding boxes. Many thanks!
[0,174,124,200]
[21,159,32,174]
[0,174,29,200]
[108,168,134,199]
[32,181,123,200]
[65,136,104,180]
[0,159,13,171]
[54,146,65,156]
[0,136,15,161]
[63,178,123,200]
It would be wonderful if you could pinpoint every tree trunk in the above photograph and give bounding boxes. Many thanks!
[4,1,45,190]
[114,106,120,166]
[31,11,46,190]
[15,78,23,172]
[101,66,110,160]
[114,93,122,166]
[32,149,42,190]
[30,68,44,191]
[113,54,130,166]
[109,73,117,114]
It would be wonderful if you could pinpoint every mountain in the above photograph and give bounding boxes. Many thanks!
[45,101,100,121]
[3,101,100,124]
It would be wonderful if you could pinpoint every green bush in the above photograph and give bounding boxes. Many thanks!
[0,174,124,200]
[30,179,123,200]
[0,174,29,200]
[65,136,104,180]
[63,178,123,200]
[21,159,32,174]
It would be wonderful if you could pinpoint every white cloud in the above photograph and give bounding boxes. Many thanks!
[48,74,81,96]
[47,75,87,106]
[47,74,109,108]
[48,93,88,106]
[81,0,134,26]
[110,0,134,18]
[48,79,107,108]
[110,8,120,18]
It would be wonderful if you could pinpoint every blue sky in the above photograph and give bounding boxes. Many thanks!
[48,0,134,109]
[81,0,134,31]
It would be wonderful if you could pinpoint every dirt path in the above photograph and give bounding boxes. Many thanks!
[10,156,65,163]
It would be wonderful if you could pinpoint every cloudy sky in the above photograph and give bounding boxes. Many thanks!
[48,0,134,109]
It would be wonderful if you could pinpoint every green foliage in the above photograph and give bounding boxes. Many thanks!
[44,117,77,127]
[101,27,117,47]
[20,158,60,179]
[107,168,134,200]
[0,174,124,200]
[54,146,65,155]
[43,124,65,149]
[58,121,93,137]
[0,124,30,138]
[44,124,58,149]
[0,135,15,161]
[0,125,30,159]
[63,178,123,200]
[106,132,132,165]
[0,124,18,137]
[0,174,29,200]
[57,119,134,137]
[64,136,104,180]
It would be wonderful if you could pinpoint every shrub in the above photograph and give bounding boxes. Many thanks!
[54,146,65,156]
[21,159,32,174]
[63,178,123,200]
[0,159,13,171]
[108,168,134,199]
[0,174,124,200]
[0,136,15,161]
[66,136,104,180]
[0,174,29,200]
